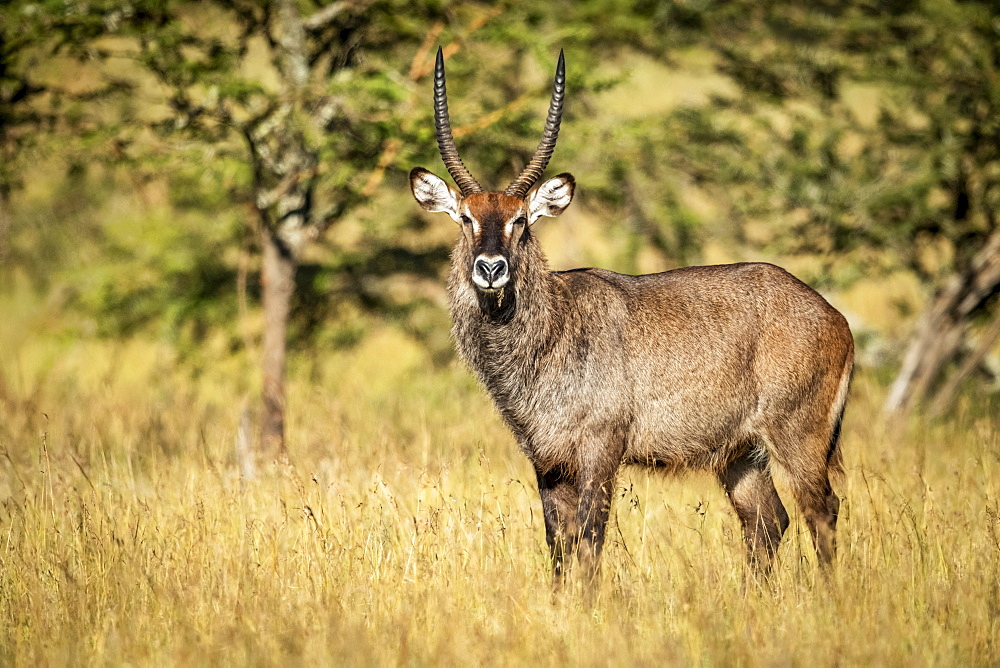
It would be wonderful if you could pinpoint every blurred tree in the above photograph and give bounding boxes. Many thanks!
[658,0,1000,417]
[92,0,468,459]
[30,0,656,459]
[0,2,130,272]
[0,6,35,262]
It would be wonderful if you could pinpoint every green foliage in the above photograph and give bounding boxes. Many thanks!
[69,206,244,342]
[669,0,1000,286]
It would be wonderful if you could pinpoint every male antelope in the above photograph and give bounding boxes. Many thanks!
[410,48,854,578]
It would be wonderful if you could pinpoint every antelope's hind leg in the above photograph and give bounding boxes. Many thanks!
[765,426,841,571]
[719,449,790,574]
[787,463,840,570]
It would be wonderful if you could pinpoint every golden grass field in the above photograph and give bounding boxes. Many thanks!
[2,311,999,666]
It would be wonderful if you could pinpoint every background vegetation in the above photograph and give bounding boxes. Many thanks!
[2,0,998,664]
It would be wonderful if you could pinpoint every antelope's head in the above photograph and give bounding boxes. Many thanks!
[410,48,575,295]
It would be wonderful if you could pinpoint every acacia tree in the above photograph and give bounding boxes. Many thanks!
[23,0,471,458]
[4,0,660,461]
[116,0,480,458]
[60,0,632,459]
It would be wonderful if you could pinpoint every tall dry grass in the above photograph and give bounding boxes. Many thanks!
[1,324,998,665]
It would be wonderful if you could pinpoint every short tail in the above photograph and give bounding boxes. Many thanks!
[826,349,854,482]
[827,403,846,479]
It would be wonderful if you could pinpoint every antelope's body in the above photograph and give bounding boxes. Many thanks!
[412,48,854,578]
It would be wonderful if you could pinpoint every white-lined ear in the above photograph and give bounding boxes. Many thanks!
[526,173,575,224]
[410,167,462,222]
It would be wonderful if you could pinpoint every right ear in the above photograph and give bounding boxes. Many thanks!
[526,173,575,224]
[410,167,462,223]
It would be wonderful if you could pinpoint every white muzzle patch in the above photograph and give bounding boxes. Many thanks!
[472,254,509,290]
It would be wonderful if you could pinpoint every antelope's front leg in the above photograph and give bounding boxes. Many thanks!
[536,466,579,582]
[575,454,620,578]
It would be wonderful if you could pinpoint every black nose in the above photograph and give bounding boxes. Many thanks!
[474,257,508,285]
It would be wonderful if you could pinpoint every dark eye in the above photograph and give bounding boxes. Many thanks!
[460,214,473,225]
[514,216,527,226]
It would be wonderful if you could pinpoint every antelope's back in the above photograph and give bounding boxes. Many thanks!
[555,261,854,466]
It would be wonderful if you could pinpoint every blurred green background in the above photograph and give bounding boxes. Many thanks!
[2,0,999,437]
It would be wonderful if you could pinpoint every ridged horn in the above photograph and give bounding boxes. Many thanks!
[504,49,566,198]
[434,47,482,196]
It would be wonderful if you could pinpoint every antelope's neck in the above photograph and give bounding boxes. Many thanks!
[447,237,563,419]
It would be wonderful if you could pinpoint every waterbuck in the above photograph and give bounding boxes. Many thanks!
[409,48,854,579]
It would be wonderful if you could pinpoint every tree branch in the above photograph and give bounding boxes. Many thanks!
[303,1,351,32]
[277,0,309,93]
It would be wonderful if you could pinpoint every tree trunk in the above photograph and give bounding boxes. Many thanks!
[885,228,1000,417]
[251,0,321,463]
[260,225,297,460]
[927,311,1000,417]
[236,400,256,483]
[884,300,964,416]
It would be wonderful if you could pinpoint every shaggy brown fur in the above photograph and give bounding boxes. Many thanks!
[411,50,852,581]
[441,196,854,578]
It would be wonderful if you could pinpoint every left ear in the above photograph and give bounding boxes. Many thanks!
[526,173,575,224]
[410,167,462,222]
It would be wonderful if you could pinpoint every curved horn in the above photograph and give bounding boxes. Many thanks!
[434,47,482,196]
[504,50,566,198]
